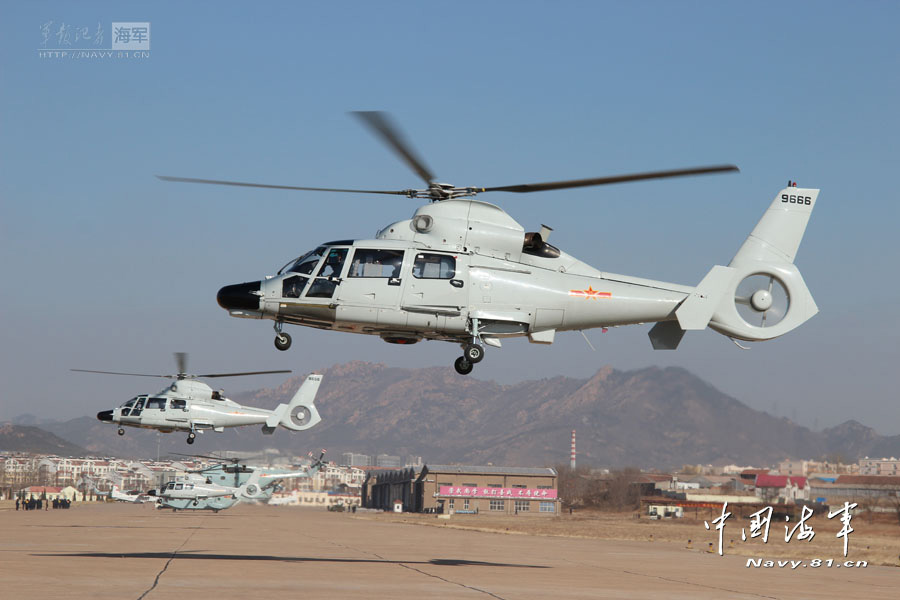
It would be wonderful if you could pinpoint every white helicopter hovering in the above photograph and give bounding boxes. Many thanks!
[74,353,322,444]
[153,451,326,509]
[161,112,819,375]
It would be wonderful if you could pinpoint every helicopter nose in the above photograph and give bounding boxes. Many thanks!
[216,281,262,311]
[96,410,114,422]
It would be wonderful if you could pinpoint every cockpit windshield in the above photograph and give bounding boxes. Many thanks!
[120,396,140,417]
[278,246,326,276]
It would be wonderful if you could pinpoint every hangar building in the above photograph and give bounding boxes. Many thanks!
[363,464,559,515]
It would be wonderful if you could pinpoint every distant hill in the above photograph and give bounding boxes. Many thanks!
[0,423,87,456]
[27,362,900,467]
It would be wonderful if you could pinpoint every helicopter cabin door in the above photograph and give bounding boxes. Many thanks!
[140,397,168,428]
[335,247,407,328]
[402,251,468,333]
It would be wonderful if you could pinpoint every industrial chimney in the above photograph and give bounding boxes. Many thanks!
[570,429,576,470]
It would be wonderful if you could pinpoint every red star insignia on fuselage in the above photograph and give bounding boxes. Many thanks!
[568,286,612,299]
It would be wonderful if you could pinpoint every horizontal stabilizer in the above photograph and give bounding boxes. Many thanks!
[676,265,735,330]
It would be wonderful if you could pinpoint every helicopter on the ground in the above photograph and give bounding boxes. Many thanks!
[153,451,326,512]
[161,112,819,375]
[110,485,155,504]
[75,353,322,444]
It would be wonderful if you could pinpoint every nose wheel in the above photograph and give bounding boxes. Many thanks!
[274,322,292,351]
[117,428,125,436]
[274,333,292,351]
[186,432,196,445]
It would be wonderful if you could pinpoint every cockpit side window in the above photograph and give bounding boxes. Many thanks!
[120,398,136,416]
[130,398,145,416]
[413,253,456,279]
[282,275,309,298]
[349,249,404,278]
[316,248,348,278]
[307,248,348,298]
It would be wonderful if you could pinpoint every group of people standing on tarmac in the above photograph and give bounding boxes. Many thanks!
[15,496,72,510]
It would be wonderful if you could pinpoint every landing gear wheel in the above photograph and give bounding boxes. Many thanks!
[187,432,196,445]
[463,344,484,364]
[117,428,125,436]
[454,356,474,375]
[274,332,292,351]
[193,500,199,506]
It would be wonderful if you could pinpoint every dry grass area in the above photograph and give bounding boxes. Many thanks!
[361,509,900,567]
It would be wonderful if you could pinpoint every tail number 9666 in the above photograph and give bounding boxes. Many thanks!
[782,194,812,205]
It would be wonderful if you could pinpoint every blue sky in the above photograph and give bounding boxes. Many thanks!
[1,2,898,436]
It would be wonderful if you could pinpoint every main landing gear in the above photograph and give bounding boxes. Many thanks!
[274,322,292,351]
[186,431,196,445]
[454,319,486,376]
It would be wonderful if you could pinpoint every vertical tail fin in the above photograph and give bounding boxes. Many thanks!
[674,186,819,342]
[731,187,818,266]
[266,373,323,431]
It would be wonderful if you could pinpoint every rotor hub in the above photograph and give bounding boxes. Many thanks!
[750,289,773,312]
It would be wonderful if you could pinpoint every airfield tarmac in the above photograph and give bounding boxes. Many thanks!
[0,502,896,599]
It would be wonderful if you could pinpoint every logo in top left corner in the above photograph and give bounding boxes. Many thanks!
[112,22,150,50]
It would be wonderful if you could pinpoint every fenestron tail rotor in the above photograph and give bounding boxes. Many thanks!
[158,111,738,202]
[735,274,790,328]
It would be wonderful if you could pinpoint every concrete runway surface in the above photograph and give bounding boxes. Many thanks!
[0,503,895,599]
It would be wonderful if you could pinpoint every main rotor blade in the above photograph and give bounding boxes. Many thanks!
[156,175,413,196]
[174,352,187,377]
[481,165,739,194]
[352,111,436,185]
[170,452,227,462]
[195,370,292,378]
[70,369,170,378]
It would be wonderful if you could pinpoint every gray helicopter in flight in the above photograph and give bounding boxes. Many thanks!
[153,451,326,512]
[75,353,322,443]
[161,112,819,375]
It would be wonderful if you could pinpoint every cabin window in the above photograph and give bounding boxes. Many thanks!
[146,398,166,410]
[171,399,187,410]
[413,254,455,279]
[174,483,183,490]
[349,249,404,278]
